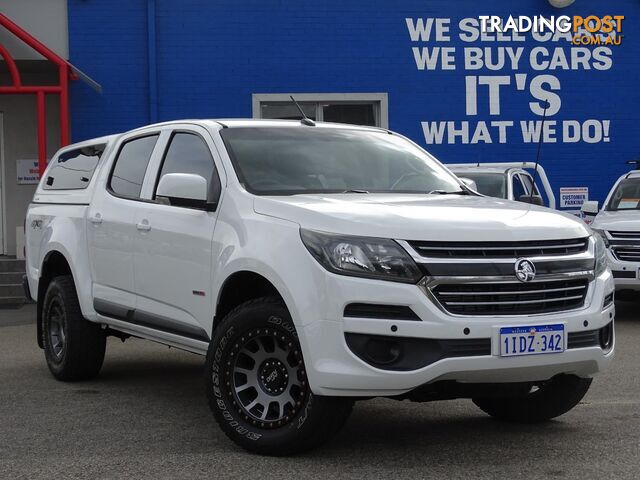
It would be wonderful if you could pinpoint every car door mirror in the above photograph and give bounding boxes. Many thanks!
[156,173,210,209]
[519,194,544,206]
[459,177,478,192]
[581,200,599,216]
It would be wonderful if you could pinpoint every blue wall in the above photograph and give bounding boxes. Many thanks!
[68,0,640,204]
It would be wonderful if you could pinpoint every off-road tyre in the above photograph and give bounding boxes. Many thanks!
[42,275,106,381]
[205,296,353,455]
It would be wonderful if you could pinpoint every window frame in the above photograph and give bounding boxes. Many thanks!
[251,93,388,129]
[510,172,527,200]
[106,132,161,202]
[518,172,541,196]
[151,130,222,210]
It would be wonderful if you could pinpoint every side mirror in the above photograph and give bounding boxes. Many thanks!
[519,194,544,206]
[581,200,599,216]
[459,177,478,191]
[156,173,210,209]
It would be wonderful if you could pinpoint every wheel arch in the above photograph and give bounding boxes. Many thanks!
[214,270,287,333]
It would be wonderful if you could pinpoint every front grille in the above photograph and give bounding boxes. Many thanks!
[612,247,640,262]
[608,230,640,240]
[432,278,589,315]
[407,237,589,259]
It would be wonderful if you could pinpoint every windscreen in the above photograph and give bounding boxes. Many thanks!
[220,127,462,195]
[606,178,640,210]
[454,172,507,199]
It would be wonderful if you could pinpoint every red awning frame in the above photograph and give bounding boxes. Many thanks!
[0,13,74,175]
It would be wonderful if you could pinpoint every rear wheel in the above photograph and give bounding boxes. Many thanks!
[473,374,592,423]
[205,296,353,455]
[42,275,106,381]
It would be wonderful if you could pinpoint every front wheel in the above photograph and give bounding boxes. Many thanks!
[473,374,592,423]
[205,296,353,455]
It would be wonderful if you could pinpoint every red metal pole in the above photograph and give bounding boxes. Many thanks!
[0,45,21,87]
[37,91,47,176]
[59,65,70,147]
[0,14,66,68]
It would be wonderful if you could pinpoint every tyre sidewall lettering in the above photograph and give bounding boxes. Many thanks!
[211,325,263,441]
[268,315,297,338]
[209,310,311,442]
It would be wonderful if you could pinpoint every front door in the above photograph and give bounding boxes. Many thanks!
[132,128,223,341]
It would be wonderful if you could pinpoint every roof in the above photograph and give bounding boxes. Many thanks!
[126,118,390,134]
[213,118,388,132]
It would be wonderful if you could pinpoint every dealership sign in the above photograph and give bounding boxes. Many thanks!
[559,186,589,208]
[406,16,622,145]
[17,159,40,185]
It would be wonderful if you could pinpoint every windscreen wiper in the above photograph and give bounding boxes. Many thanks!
[341,189,369,194]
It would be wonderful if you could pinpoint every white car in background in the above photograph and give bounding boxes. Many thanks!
[582,164,640,295]
[447,162,556,209]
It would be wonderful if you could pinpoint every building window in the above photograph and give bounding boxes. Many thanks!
[252,93,388,128]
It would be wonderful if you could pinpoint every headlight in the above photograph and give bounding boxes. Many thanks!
[593,233,609,277]
[591,228,610,247]
[300,229,422,283]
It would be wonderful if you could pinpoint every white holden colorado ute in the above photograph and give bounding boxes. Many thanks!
[25,119,614,455]
[582,164,640,296]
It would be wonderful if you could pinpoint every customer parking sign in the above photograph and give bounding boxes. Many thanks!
[559,187,589,208]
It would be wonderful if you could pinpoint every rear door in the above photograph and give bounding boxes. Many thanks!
[131,125,224,341]
[87,132,161,315]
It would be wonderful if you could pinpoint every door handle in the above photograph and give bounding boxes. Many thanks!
[136,220,151,232]
[90,213,102,225]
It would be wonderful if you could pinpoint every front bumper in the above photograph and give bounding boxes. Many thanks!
[299,268,615,397]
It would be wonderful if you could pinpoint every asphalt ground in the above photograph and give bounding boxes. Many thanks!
[0,301,638,479]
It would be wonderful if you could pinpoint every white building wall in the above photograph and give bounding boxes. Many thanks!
[0,0,68,59]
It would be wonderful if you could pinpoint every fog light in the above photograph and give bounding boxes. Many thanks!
[364,338,402,365]
[599,322,614,352]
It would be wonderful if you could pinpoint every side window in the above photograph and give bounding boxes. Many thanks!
[512,174,526,200]
[155,132,220,203]
[43,144,106,190]
[109,135,159,199]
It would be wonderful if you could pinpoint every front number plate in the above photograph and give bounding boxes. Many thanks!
[499,324,565,357]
